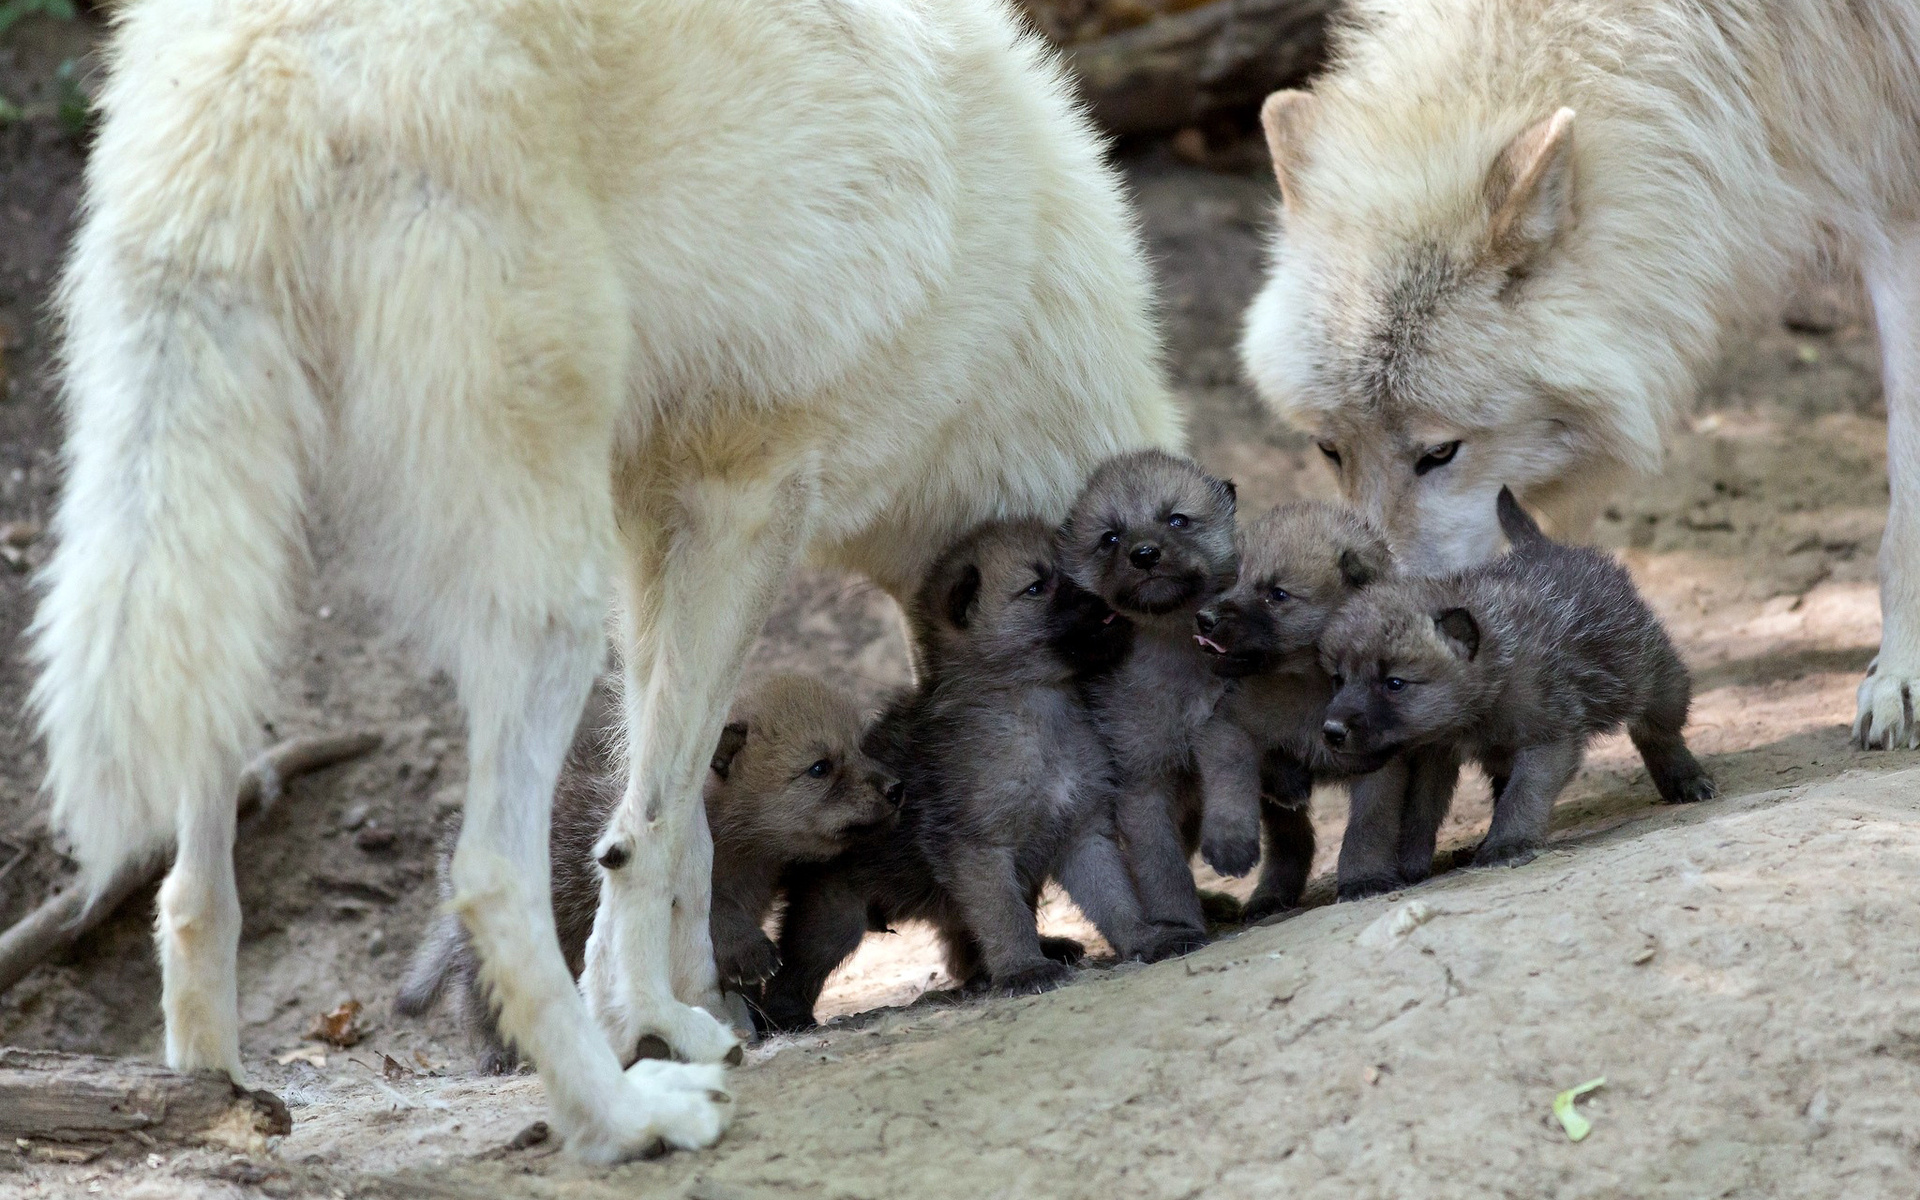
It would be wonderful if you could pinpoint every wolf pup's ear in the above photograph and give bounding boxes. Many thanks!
[710,721,750,780]
[944,563,983,629]
[1260,89,1318,210]
[1484,108,1576,279]
[1434,608,1480,660]
[1337,545,1385,590]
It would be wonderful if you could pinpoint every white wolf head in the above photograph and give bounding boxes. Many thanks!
[1241,85,1629,574]
[1233,0,1768,578]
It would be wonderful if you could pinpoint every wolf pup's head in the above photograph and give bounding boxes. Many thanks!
[1057,450,1240,623]
[1316,577,1499,770]
[1195,501,1390,678]
[912,517,1133,686]
[706,675,903,861]
[1240,76,1646,576]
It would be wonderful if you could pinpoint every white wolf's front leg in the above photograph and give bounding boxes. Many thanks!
[1857,225,1920,749]
[584,460,819,1062]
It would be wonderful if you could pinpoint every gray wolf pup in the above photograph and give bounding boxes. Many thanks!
[1320,489,1714,868]
[760,518,1155,1030]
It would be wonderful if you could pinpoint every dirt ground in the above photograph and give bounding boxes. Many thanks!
[3,11,1919,1198]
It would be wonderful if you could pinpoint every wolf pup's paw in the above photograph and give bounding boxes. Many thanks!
[1240,893,1298,924]
[1200,829,1262,879]
[717,935,781,990]
[1038,936,1087,966]
[1854,657,1920,750]
[1471,839,1541,869]
[1336,873,1404,902]
[996,960,1075,996]
[1138,924,1209,962]
[1657,771,1716,805]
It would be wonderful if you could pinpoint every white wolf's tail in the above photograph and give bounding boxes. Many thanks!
[31,223,319,895]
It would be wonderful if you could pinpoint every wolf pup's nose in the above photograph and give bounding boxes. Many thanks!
[1129,544,1162,569]
[1195,609,1219,634]
[1321,719,1349,748]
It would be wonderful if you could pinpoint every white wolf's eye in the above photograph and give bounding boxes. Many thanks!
[1415,441,1461,475]
[1317,441,1341,467]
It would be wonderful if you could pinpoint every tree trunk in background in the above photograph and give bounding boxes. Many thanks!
[1021,0,1341,136]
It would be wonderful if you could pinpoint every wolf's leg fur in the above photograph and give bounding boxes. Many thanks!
[1475,740,1581,867]
[1054,815,1155,960]
[1630,670,1714,804]
[941,843,1066,993]
[1244,799,1316,921]
[1336,757,1409,901]
[1395,747,1460,885]
[759,872,868,1032]
[584,462,817,1064]
[1115,781,1208,947]
[1194,717,1262,878]
[1857,223,1920,749]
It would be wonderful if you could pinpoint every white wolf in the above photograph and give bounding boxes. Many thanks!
[1239,0,1920,748]
[34,0,1178,1160]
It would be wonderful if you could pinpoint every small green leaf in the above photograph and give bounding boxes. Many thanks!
[54,56,89,138]
[1552,1076,1607,1142]
[0,95,21,126]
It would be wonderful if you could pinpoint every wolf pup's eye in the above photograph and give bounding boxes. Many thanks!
[1024,578,1046,597]
[1414,441,1461,475]
[1384,677,1407,692]
[807,759,833,778]
[1100,530,1121,548]
[1330,673,1345,689]
[1267,586,1290,603]
[1168,513,1190,530]
[1317,441,1341,467]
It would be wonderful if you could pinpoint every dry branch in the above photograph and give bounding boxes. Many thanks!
[0,1048,291,1151]
[0,730,382,997]
[1061,0,1340,136]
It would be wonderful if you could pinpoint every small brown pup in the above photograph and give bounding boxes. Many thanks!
[1056,450,1244,950]
[397,674,900,1072]
[1192,500,1395,916]
[1320,488,1714,872]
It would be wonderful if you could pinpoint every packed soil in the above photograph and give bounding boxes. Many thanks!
[3,11,1918,1198]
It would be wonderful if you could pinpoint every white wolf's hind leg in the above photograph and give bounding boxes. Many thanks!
[584,463,819,1063]
[1857,223,1920,749]
[157,790,243,1080]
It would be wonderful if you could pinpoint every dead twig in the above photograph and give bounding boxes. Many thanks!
[0,730,383,997]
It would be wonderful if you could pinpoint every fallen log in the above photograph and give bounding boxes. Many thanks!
[0,730,382,997]
[1060,0,1340,136]
[0,1048,291,1154]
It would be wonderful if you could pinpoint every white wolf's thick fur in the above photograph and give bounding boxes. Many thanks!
[1240,0,1920,747]
[34,0,1177,1160]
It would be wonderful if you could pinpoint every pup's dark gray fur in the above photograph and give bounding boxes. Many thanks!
[1193,500,1408,916]
[396,674,900,1072]
[1056,450,1243,950]
[1320,488,1714,870]
[759,517,1153,1031]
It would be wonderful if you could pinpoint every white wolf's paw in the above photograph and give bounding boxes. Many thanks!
[596,995,743,1067]
[563,1059,734,1163]
[1854,656,1920,750]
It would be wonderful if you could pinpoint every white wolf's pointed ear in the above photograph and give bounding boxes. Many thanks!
[1483,108,1577,273]
[1260,89,1318,210]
